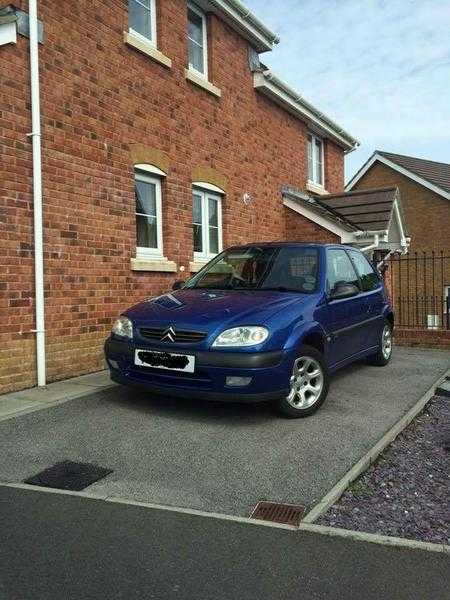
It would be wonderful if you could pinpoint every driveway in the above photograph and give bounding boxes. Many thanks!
[0,347,449,517]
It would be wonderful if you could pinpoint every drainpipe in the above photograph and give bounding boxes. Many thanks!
[28,0,46,387]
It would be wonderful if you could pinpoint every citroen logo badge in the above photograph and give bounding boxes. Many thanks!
[161,326,176,342]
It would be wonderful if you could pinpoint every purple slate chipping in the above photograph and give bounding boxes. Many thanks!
[318,396,450,545]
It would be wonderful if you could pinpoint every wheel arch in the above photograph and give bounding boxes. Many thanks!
[289,323,327,356]
[385,310,394,330]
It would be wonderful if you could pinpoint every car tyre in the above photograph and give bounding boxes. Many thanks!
[366,320,393,366]
[274,345,330,418]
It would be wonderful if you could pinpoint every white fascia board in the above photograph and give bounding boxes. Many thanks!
[392,199,408,247]
[0,21,17,45]
[253,71,359,151]
[283,197,357,243]
[195,0,279,52]
[346,153,450,200]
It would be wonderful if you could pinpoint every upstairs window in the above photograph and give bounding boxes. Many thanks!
[135,170,163,257]
[193,188,222,260]
[307,133,324,186]
[187,3,208,78]
[129,0,156,45]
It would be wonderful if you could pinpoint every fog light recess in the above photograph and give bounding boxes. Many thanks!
[226,376,252,387]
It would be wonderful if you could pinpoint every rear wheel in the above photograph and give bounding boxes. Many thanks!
[367,320,393,366]
[275,345,329,418]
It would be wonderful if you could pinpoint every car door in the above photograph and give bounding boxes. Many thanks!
[347,249,385,350]
[322,248,367,366]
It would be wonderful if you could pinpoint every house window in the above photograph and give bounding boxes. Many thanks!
[307,133,324,186]
[129,0,156,45]
[187,3,208,78]
[193,188,222,260]
[135,170,163,257]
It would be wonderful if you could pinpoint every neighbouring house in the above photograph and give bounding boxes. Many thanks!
[347,151,450,345]
[0,1,408,394]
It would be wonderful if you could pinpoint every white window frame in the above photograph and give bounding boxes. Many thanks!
[135,170,163,259]
[193,188,222,261]
[307,133,325,187]
[129,0,157,47]
[187,2,208,80]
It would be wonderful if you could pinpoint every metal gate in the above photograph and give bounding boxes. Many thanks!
[389,251,450,330]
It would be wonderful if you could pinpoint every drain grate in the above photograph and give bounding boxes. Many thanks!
[24,461,113,491]
[250,501,305,527]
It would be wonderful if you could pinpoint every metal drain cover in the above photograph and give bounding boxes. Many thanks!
[250,501,305,527]
[24,461,113,491]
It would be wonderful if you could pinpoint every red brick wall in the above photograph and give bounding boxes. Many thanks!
[0,0,346,393]
[285,210,339,244]
[395,328,450,350]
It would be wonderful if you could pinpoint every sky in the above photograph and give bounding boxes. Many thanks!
[244,0,450,182]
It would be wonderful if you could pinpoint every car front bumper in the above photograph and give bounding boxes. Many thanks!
[104,337,292,403]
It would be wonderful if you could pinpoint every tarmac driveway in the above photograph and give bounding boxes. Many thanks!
[0,347,449,517]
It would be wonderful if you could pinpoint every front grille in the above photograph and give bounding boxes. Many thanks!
[139,327,207,344]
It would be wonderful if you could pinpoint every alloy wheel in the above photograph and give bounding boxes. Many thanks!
[382,325,392,360]
[286,356,324,409]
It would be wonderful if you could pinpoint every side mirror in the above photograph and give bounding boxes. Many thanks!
[328,282,359,301]
[172,280,185,290]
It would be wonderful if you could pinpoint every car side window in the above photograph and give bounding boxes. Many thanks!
[348,250,380,292]
[326,249,359,294]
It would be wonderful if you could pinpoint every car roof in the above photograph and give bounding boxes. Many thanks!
[227,242,356,251]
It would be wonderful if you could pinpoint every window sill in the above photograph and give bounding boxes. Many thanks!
[306,181,328,196]
[131,257,177,272]
[189,260,210,273]
[185,69,221,98]
[124,32,172,69]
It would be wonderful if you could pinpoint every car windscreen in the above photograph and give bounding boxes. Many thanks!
[185,246,319,293]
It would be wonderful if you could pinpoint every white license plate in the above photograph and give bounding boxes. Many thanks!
[134,349,195,373]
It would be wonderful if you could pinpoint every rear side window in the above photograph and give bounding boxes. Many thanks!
[348,250,380,292]
[326,249,359,294]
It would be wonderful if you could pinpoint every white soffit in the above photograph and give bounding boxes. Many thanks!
[0,21,17,45]
[283,197,356,243]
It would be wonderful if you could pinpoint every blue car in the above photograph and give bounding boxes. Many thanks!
[105,243,393,417]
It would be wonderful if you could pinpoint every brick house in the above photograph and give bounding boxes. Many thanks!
[347,151,450,346]
[0,1,407,394]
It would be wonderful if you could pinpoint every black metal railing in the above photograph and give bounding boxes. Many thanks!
[389,251,450,330]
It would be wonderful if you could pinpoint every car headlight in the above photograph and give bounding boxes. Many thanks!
[111,316,133,339]
[212,326,269,348]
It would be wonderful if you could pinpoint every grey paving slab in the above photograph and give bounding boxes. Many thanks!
[0,397,41,418]
[0,347,448,517]
[1,486,449,600]
[1,370,115,406]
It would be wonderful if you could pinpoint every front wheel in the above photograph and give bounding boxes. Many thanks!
[274,345,330,418]
[367,321,393,366]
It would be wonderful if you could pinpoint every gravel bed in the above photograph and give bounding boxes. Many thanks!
[318,395,450,545]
